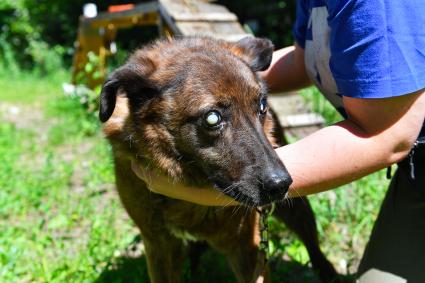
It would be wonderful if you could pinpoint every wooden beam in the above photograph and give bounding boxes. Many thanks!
[158,3,184,35]
[278,113,325,128]
[88,12,159,29]
[172,12,237,22]
[176,21,248,40]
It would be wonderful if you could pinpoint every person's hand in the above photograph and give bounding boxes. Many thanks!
[131,159,239,206]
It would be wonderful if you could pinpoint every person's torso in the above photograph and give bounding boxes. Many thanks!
[300,0,425,138]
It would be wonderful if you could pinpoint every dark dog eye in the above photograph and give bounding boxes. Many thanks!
[204,111,222,127]
[259,98,268,115]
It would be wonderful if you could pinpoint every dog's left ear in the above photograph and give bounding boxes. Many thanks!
[231,36,274,72]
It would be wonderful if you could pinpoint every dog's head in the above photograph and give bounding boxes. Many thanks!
[100,37,292,206]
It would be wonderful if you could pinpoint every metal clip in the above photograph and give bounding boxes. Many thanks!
[408,141,418,180]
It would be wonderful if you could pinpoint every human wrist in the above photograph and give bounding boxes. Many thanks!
[131,159,239,206]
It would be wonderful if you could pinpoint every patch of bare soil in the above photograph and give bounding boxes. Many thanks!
[0,102,54,132]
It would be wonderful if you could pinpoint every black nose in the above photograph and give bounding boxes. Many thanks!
[263,170,292,197]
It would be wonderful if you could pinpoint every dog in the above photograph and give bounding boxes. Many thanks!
[99,36,338,283]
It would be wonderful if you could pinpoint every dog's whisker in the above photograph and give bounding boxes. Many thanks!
[284,196,293,208]
[230,194,241,215]
[231,192,244,216]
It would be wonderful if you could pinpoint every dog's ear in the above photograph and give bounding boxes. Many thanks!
[230,36,274,72]
[99,59,157,122]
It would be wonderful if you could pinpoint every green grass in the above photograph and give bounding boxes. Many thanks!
[0,68,68,104]
[0,71,387,282]
[0,71,139,282]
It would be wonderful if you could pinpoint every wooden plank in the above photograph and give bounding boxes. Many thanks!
[279,113,324,128]
[268,93,325,139]
[176,22,246,34]
[158,3,184,35]
[160,0,238,22]
[88,12,159,29]
[160,0,232,14]
[176,22,248,40]
[172,12,237,22]
[268,93,311,116]
[158,0,247,39]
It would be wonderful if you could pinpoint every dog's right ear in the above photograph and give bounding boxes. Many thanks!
[99,59,156,122]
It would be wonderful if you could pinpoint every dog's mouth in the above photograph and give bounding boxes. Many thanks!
[212,180,287,207]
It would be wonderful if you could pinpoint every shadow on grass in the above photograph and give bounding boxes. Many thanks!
[95,256,149,283]
[95,236,355,283]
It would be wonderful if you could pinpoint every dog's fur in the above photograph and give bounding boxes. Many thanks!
[100,37,338,283]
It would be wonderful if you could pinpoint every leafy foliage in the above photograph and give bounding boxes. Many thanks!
[0,0,64,74]
[218,0,296,49]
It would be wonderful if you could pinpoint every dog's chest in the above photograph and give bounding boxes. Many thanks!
[162,202,210,232]
[166,224,198,241]
[161,202,230,240]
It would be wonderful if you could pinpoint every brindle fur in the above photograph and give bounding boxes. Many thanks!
[100,37,338,283]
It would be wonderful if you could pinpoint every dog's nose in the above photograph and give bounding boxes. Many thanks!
[263,170,292,196]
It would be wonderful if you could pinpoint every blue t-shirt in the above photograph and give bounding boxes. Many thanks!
[293,0,425,138]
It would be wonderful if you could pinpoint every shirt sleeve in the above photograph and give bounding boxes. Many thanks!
[327,0,425,98]
[293,0,310,49]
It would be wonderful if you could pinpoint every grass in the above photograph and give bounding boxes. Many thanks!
[0,70,388,282]
[0,70,139,282]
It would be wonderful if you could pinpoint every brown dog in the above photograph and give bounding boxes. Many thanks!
[99,37,338,283]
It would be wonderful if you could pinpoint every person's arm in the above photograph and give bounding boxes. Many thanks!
[131,159,239,206]
[281,89,425,197]
[260,43,312,93]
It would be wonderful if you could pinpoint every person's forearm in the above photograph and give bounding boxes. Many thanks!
[260,44,312,93]
[280,90,424,197]
[161,184,239,206]
[278,120,416,197]
[131,159,239,206]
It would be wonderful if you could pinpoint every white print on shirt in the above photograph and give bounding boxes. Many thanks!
[304,6,345,115]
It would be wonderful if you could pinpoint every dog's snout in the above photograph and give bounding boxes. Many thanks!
[263,170,292,196]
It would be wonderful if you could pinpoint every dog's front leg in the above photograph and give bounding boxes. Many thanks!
[114,158,186,283]
[143,234,185,283]
[226,247,269,283]
[207,210,269,283]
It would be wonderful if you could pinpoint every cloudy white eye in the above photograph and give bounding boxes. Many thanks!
[205,111,222,127]
[259,98,268,114]
[205,111,221,127]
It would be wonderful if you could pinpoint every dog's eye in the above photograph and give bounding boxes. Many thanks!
[259,98,268,115]
[204,111,222,127]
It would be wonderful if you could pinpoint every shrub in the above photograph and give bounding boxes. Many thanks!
[0,0,63,74]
